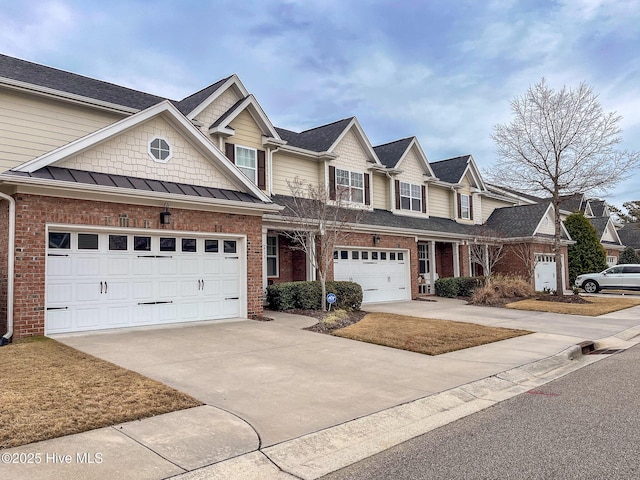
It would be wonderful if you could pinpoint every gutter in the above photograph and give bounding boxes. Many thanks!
[0,192,15,345]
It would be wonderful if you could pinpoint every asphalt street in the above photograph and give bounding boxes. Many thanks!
[322,343,640,480]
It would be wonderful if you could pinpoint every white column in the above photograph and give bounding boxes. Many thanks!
[453,242,460,277]
[262,227,268,304]
[306,233,317,281]
[429,241,437,289]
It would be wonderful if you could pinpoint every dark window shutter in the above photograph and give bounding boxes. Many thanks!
[364,173,370,205]
[257,150,266,189]
[421,185,427,213]
[395,180,401,209]
[225,143,235,164]
[457,193,462,218]
[329,166,336,200]
[469,194,474,220]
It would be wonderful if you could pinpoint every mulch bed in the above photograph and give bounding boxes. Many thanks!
[535,294,592,304]
[468,293,592,307]
[287,309,368,334]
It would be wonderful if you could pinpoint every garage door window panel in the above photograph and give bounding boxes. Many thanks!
[109,235,128,251]
[224,240,237,254]
[205,240,219,253]
[182,239,197,252]
[49,232,71,249]
[78,233,98,250]
[160,237,176,252]
[134,236,151,251]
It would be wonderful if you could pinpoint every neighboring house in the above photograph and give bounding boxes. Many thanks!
[0,53,609,340]
[618,223,640,255]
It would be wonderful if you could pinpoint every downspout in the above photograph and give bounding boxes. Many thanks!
[0,191,15,346]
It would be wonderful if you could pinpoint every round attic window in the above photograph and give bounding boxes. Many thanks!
[149,137,172,163]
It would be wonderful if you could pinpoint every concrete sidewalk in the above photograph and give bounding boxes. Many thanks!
[3,298,640,480]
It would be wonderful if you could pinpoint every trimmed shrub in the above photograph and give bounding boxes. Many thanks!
[619,246,640,264]
[266,281,362,311]
[470,275,534,305]
[434,276,484,298]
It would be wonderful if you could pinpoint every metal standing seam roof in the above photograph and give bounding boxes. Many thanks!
[275,117,354,152]
[5,167,266,204]
[373,137,414,169]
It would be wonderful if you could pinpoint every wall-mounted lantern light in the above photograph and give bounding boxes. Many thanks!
[160,204,171,225]
[373,234,381,246]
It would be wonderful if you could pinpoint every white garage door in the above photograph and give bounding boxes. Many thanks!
[46,229,244,334]
[333,248,410,303]
[535,253,557,291]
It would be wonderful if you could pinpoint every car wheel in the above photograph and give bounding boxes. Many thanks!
[583,280,599,293]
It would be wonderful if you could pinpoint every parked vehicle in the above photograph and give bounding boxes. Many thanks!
[575,264,640,293]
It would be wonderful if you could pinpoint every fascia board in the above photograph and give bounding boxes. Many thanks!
[1,174,282,215]
[186,74,249,119]
[327,118,383,166]
[277,144,337,161]
[0,76,141,115]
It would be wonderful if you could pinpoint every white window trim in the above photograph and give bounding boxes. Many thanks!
[235,145,258,183]
[336,168,365,204]
[267,235,279,278]
[400,181,422,212]
[148,137,173,163]
[460,193,470,220]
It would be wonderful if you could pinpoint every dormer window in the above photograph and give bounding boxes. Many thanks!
[149,137,172,163]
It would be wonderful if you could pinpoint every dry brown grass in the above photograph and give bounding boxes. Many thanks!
[0,337,202,449]
[332,312,531,355]
[506,296,640,315]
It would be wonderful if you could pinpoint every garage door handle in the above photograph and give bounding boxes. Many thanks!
[100,281,103,294]
[48,253,69,257]
[364,288,378,291]
[225,297,239,300]
[137,301,174,305]
[46,306,68,310]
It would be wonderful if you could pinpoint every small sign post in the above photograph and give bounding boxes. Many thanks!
[326,293,337,311]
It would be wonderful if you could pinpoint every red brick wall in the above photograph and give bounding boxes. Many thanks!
[267,234,307,284]
[12,193,263,338]
[496,242,570,288]
[436,242,454,278]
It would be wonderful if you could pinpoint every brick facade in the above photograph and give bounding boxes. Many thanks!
[497,242,570,289]
[0,200,8,335]
[268,234,307,284]
[9,193,263,339]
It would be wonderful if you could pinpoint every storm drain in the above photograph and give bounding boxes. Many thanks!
[588,348,625,355]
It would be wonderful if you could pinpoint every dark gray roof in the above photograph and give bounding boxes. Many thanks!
[174,76,232,115]
[373,137,413,169]
[618,223,640,249]
[588,217,618,243]
[6,167,265,204]
[275,117,353,152]
[430,155,470,183]
[556,193,585,212]
[484,202,565,238]
[0,53,165,110]
[587,199,607,217]
[273,194,475,237]
[210,96,247,128]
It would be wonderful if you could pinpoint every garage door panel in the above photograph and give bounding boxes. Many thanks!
[46,230,243,334]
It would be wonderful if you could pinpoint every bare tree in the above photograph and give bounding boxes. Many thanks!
[488,78,640,295]
[469,230,505,284]
[281,177,361,311]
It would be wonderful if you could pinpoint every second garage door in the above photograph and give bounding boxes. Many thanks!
[333,248,411,303]
[46,229,244,334]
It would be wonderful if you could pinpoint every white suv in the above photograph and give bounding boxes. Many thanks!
[575,264,640,293]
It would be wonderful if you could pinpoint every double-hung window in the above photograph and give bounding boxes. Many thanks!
[235,146,257,183]
[267,236,278,277]
[400,182,422,212]
[336,168,364,203]
[460,194,471,220]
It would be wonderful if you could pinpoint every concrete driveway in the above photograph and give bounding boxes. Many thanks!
[55,298,640,448]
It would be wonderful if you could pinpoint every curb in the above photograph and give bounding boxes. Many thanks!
[173,340,628,480]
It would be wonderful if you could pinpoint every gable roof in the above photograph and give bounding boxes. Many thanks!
[589,217,622,245]
[484,202,569,239]
[209,94,281,140]
[275,118,354,153]
[587,199,608,217]
[430,155,471,184]
[486,183,543,203]
[0,53,165,112]
[556,193,585,213]
[617,223,640,249]
[174,76,232,115]
[373,137,414,168]
[10,100,272,202]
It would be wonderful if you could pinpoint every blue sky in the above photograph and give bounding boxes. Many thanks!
[1,0,638,209]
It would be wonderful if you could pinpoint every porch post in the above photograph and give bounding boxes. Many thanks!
[453,242,460,277]
[262,227,268,300]
[429,240,436,288]
[306,232,317,281]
